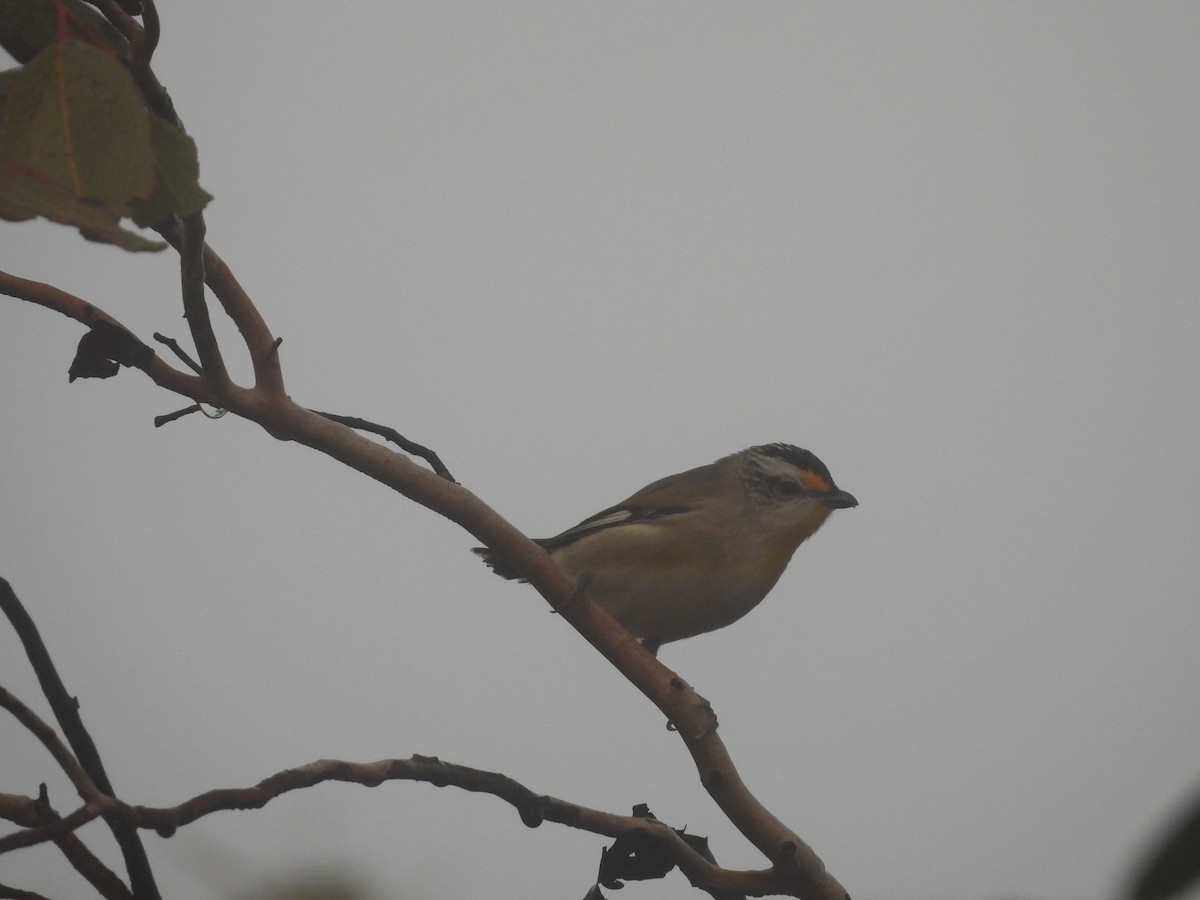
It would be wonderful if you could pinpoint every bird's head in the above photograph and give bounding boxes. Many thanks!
[737,443,857,552]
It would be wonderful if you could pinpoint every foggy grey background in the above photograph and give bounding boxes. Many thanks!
[3,4,1199,899]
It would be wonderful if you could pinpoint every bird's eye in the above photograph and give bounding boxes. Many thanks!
[773,479,804,499]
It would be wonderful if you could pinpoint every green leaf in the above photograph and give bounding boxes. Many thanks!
[0,37,209,250]
[0,162,166,249]
[2,39,153,206]
[129,115,213,227]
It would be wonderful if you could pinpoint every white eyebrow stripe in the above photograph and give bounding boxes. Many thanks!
[577,508,636,531]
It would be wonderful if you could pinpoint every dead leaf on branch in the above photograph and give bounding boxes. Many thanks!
[68,321,154,382]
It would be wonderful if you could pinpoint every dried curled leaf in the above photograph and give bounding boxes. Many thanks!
[69,321,154,382]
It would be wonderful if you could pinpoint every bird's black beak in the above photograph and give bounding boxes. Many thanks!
[822,489,858,510]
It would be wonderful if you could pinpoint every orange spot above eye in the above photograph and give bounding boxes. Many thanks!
[796,470,832,493]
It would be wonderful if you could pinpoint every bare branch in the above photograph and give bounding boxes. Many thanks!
[0,880,54,900]
[176,212,229,390]
[0,26,848,890]
[0,577,758,898]
[0,791,132,900]
[0,580,157,899]
[153,225,287,396]
[0,753,796,897]
[277,417,848,898]
[3,263,848,896]
[0,270,208,403]
[36,13,283,397]
[0,803,100,855]
[0,584,119,798]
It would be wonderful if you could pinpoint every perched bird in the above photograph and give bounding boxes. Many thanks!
[473,443,856,654]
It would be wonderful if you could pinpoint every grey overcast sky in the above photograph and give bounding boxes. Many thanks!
[3,4,1200,899]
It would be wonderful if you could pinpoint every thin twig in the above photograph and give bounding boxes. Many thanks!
[150,334,228,426]
[310,411,455,481]
[178,213,227,389]
[153,405,201,427]
[152,332,201,374]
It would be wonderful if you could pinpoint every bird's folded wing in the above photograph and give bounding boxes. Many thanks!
[536,503,692,551]
[536,460,725,551]
[472,459,724,578]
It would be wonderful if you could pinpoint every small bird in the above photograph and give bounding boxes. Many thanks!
[474,444,856,654]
